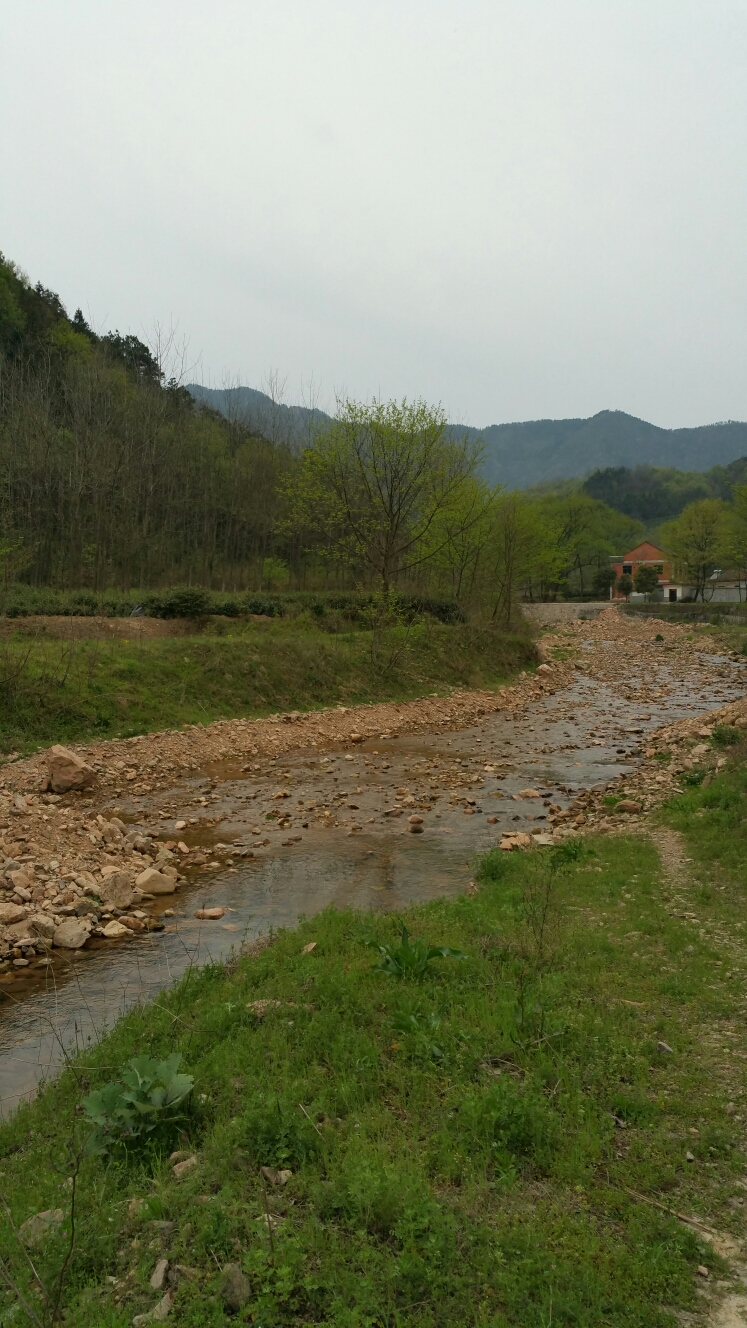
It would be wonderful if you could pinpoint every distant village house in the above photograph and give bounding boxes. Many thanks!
[610,542,747,602]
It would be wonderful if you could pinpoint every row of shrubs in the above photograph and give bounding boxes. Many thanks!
[0,585,465,624]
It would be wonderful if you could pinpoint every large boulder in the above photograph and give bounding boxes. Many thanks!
[53,918,90,949]
[0,903,28,926]
[97,872,136,910]
[135,868,176,895]
[47,745,96,794]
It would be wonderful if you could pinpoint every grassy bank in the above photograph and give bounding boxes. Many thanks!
[0,619,535,754]
[3,759,747,1324]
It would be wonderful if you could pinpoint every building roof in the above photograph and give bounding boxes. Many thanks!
[613,542,668,562]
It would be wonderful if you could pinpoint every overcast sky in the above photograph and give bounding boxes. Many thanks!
[2,1,746,428]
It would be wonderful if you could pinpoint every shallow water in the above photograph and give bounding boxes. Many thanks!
[1,660,743,1114]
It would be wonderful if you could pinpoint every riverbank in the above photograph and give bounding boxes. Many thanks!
[3,745,747,1325]
[0,619,536,754]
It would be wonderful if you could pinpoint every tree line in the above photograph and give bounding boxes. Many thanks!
[1,252,652,621]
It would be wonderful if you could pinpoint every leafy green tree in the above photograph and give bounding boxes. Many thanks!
[661,499,729,600]
[484,494,563,625]
[633,564,662,596]
[617,573,633,598]
[592,565,616,597]
[533,493,644,596]
[283,398,482,591]
[723,483,747,599]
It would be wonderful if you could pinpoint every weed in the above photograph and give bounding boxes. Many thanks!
[391,1009,444,1060]
[81,1053,193,1156]
[712,724,742,746]
[363,925,467,979]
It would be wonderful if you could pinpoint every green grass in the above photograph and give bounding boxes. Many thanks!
[3,805,747,1325]
[663,734,747,883]
[0,619,535,754]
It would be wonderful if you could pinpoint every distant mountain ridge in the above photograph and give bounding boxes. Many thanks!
[187,387,747,490]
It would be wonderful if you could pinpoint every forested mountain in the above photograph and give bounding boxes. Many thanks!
[466,411,747,489]
[190,388,747,490]
[187,383,329,449]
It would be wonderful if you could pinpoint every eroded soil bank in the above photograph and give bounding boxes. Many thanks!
[0,607,745,1112]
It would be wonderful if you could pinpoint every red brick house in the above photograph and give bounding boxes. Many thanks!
[610,542,673,600]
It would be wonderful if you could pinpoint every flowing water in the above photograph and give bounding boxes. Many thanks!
[0,658,743,1115]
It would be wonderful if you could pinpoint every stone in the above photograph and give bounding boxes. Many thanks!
[174,820,186,831]
[132,1290,173,1324]
[5,921,35,942]
[686,1150,695,1162]
[408,823,424,833]
[615,800,642,814]
[7,871,32,893]
[121,915,146,932]
[98,872,136,910]
[194,907,226,919]
[499,833,532,851]
[537,663,552,674]
[301,941,317,954]
[696,1265,709,1278]
[135,868,176,895]
[150,1259,169,1291]
[53,918,90,949]
[0,903,28,925]
[657,1040,673,1054]
[172,1155,197,1178]
[19,1208,64,1246]
[47,744,96,794]
[219,1263,252,1314]
[349,732,365,743]
[518,789,541,799]
[260,1166,292,1186]
[102,920,130,938]
[407,815,423,824]
[29,913,56,940]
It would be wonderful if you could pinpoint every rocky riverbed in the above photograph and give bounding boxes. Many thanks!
[0,607,745,1110]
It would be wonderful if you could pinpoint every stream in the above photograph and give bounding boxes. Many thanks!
[0,654,744,1114]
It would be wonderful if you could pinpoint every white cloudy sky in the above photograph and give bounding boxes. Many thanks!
[2,0,746,427]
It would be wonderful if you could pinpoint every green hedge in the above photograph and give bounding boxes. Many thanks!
[0,585,463,623]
